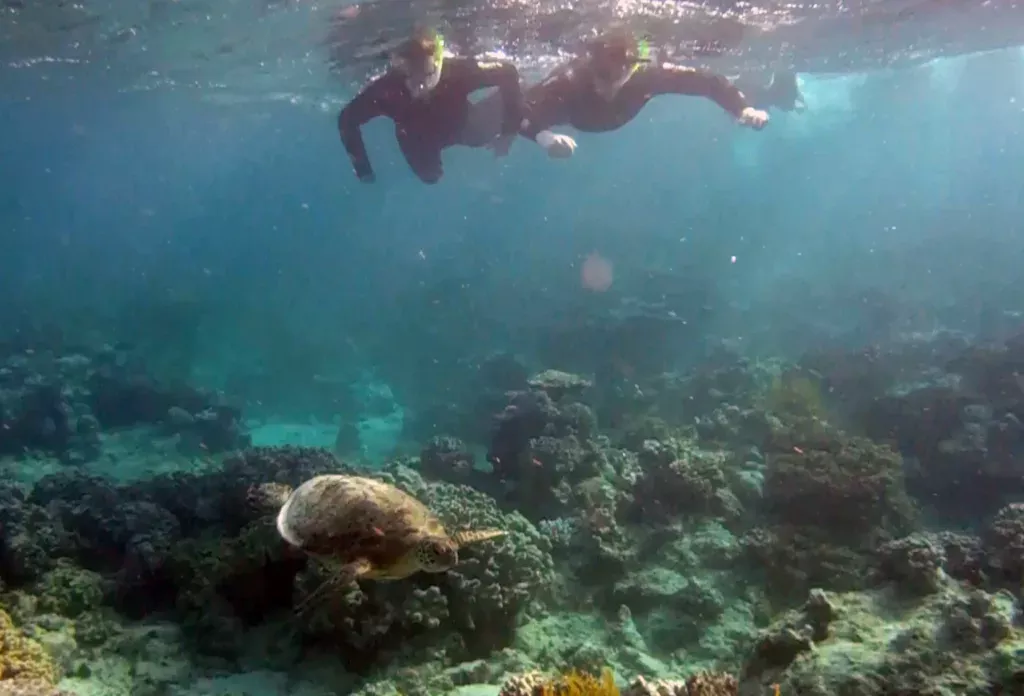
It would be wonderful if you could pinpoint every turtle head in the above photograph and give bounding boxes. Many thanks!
[415,535,459,572]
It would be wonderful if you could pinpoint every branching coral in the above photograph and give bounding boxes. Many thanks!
[541,669,620,696]
[877,535,945,596]
[629,454,740,524]
[740,526,870,601]
[0,678,72,695]
[677,673,739,696]
[389,465,557,651]
[420,436,478,485]
[616,416,677,453]
[32,560,106,618]
[498,669,620,696]
[0,482,67,584]
[499,670,738,696]
[741,417,920,601]
[293,567,452,663]
[527,371,594,402]
[486,388,602,520]
[0,610,58,686]
[763,432,917,543]
[983,503,1024,585]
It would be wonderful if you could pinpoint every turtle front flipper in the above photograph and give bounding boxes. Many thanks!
[295,557,373,617]
[451,529,506,548]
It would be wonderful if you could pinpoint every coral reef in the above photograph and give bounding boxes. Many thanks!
[740,583,1024,696]
[6,329,1024,696]
[0,482,72,584]
[394,466,557,638]
[420,436,482,487]
[26,448,560,671]
[982,502,1024,586]
[497,669,738,696]
[285,464,556,666]
[0,344,248,465]
[845,335,1024,524]
[486,386,603,520]
[0,609,59,687]
[526,371,593,403]
[762,428,916,542]
[628,452,741,525]
[737,414,919,601]
[876,534,945,596]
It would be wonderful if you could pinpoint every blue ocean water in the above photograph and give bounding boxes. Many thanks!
[5,52,1023,435]
[3,8,1024,694]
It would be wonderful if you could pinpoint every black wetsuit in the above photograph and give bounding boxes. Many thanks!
[338,57,523,184]
[518,60,752,140]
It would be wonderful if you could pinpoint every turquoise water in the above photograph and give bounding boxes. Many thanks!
[6,57,1023,407]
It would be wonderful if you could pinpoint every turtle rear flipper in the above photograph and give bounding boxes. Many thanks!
[247,482,294,514]
[451,529,505,548]
[295,557,373,617]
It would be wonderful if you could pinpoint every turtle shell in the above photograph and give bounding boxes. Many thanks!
[276,474,446,572]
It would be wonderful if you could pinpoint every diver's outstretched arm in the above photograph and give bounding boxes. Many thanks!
[640,63,769,129]
[338,76,396,182]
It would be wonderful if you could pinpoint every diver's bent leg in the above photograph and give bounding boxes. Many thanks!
[396,127,444,184]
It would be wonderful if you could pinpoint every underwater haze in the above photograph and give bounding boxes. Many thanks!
[3,1,1024,695]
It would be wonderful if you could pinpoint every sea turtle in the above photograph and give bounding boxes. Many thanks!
[248,474,505,608]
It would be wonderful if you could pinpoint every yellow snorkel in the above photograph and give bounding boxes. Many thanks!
[591,32,651,98]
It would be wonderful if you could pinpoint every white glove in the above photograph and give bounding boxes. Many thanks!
[739,107,769,130]
[535,130,577,158]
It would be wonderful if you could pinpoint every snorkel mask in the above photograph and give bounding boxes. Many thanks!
[590,34,651,98]
[393,30,446,98]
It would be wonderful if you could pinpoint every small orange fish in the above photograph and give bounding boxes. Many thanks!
[532,458,543,467]
[792,446,804,455]
[771,684,780,696]
[335,5,360,20]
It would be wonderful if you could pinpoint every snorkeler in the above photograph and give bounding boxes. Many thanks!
[733,70,806,112]
[491,28,770,159]
[337,27,525,184]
